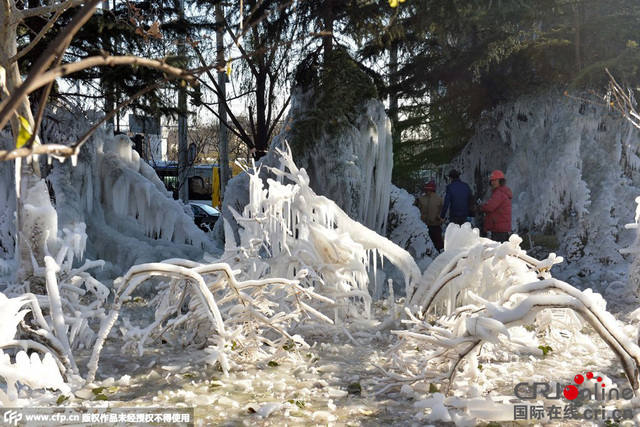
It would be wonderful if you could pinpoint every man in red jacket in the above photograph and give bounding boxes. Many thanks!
[481,170,513,243]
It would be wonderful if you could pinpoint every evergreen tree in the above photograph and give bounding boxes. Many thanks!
[358,0,640,190]
[16,0,217,122]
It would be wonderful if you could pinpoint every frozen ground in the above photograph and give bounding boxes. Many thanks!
[11,256,633,427]
[79,302,418,426]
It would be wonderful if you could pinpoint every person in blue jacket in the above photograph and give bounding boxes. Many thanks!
[440,169,472,225]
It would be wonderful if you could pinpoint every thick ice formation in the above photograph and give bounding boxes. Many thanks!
[0,292,70,402]
[229,144,421,315]
[0,212,112,396]
[450,90,639,280]
[385,225,640,421]
[271,93,393,235]
[386,186,434,263]
[0,350,70,403]
[219,92,433,289]
[44,127,217,276]
[0,106,216,282]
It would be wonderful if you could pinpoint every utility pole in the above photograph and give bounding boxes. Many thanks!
[216,2,230,203]
[177,0,189,204]
[101,0,115,131]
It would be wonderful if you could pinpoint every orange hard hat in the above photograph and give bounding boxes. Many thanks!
[490,170,505,180]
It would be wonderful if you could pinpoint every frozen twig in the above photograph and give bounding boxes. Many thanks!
[382,227,640,396]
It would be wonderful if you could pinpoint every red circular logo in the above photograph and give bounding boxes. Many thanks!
[563,385,579,400]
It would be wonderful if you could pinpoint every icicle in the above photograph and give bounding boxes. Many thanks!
[14,157,21,201]
[232,142,420,326]
[44,256,77,372]
[86,167,93,213]
[371,248,378,298]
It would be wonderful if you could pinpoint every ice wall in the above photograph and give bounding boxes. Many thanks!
[46,129,217,277]
[451,90,640,281]
[272,92,393,235]
[0,107,217,281]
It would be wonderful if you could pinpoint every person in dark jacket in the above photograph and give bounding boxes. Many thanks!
[481,170,513,243]
[440,169,472,226]
[418,181,444,252]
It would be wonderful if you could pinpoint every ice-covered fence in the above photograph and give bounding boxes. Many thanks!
[382,225,640,401]
[227,144,421,319]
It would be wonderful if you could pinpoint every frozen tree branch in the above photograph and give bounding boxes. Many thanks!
[408,228,560,315]
[35,56,197,91]
[0,0,103,132]
[0,0,197,163]
[0,223,108,396]
[0,58,196,162]
[86,259,333,384]
[383,227,640,397]
[606,68,640,130]
[0,144,77,162]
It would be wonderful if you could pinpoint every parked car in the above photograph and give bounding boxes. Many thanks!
[189,203,220,231]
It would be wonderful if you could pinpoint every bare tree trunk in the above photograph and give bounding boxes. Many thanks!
[254,65,268,160]
[100,0,116,130]
[216,2,230,199]
[1,0,46,287]
[1,2,36,136]
[177,0,189,204]
[389,40,399,143]
[574,3,581,72]
[321,0,334,63]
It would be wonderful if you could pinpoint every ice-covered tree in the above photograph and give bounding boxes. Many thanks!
[0,0,196,285]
